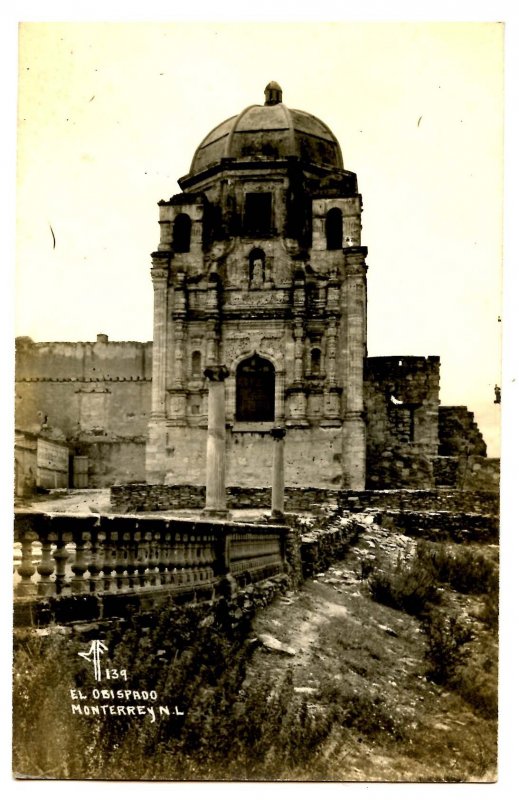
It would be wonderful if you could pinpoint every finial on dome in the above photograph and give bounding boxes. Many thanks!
[264,81,282,106]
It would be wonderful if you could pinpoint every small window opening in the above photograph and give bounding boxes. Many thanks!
[311,347,321,376]
[173,213,192,253]
[191,350,202,377]
[325,207,343,250]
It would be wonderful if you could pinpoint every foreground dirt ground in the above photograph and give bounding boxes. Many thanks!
[247,524,497,782]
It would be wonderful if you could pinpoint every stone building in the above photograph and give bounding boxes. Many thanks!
[146,81,369,489]
[15,83,495,493]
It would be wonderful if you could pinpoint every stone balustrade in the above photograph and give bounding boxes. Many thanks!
[14,511,288,626]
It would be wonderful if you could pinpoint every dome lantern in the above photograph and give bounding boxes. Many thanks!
[264,81,283,106]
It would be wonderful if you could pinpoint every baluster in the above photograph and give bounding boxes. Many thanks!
[171,533,181,585]
[53,533,72,595]
[88,527,105,593]
[70,532,91,594]
[207,535,217,582]
[175,533,187,586]
[115,536,129,591]
[158,530,171,585]
[135,533,150,589]
[191,535,201,583]
[37,532,57,597]
[201,535,212,582]
[186,534,195,584]
[125,531,139,590]
[148,533,160,586]
[16,532,37,597]
[102,534,117,593]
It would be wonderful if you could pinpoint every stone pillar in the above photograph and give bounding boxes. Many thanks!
[146,263,169,483]
[341,247,368,489]
[202,365,230,518]
[150,265,169,417]
[270,426,286,521]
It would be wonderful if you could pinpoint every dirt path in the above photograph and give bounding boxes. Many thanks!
[246,521,497,782]
[15,489,113,514]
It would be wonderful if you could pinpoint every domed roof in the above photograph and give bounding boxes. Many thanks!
[189,83,344,177]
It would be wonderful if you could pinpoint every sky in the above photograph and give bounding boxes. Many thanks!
[15,21,503,454]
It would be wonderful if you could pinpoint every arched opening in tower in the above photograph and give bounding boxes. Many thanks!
[173,213,192,253]
[236,355,275,422]
[325,207,343,250]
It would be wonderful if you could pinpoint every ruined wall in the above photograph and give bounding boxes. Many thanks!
[438,406,487,457]
[14,432,37,496]
[432,455,500,493]
[15,337,152,485]
[111,484,499,516]
[364,355,440,488]
[14,431,69,494]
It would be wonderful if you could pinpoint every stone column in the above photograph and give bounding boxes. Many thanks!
[270,426,286,521]
[150,266,169,418]
[342,247,368,489]
[146,263,169,483]
[202,365,230,518]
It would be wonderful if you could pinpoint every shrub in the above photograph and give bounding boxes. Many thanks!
[421,609,475,685]
[415,541,498,596]
[368,555,440,617]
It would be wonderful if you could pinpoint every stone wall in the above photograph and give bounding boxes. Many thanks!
[15,336,153,382]
[439,406,487,457]
[156,425,344,488]
[111,483,499,516]
[14,432,38,497]
[15,336,152,486]
[73,438,147,488]
[432,455,500,493]
[15,431,70,495]
[364,356,440,489]
[376,510,498,545]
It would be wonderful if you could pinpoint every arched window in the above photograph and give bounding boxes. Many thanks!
[173,213,192,253]
[191,350,202,377]
[248,248,265,287]
[325,207,343,250]
[310,347,321,376]
[236,355,275,422]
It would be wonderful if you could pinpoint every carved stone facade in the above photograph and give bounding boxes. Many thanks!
[145,83,368,488]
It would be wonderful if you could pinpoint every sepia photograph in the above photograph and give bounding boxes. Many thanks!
[11,16,507,784]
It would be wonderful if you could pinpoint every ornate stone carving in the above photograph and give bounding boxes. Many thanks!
[261,336,283,360]
[223,336,251,365]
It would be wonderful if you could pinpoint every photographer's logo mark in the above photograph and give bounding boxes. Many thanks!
[78,640,108,681]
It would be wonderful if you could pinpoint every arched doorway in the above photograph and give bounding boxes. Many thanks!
[236,355,275,421]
